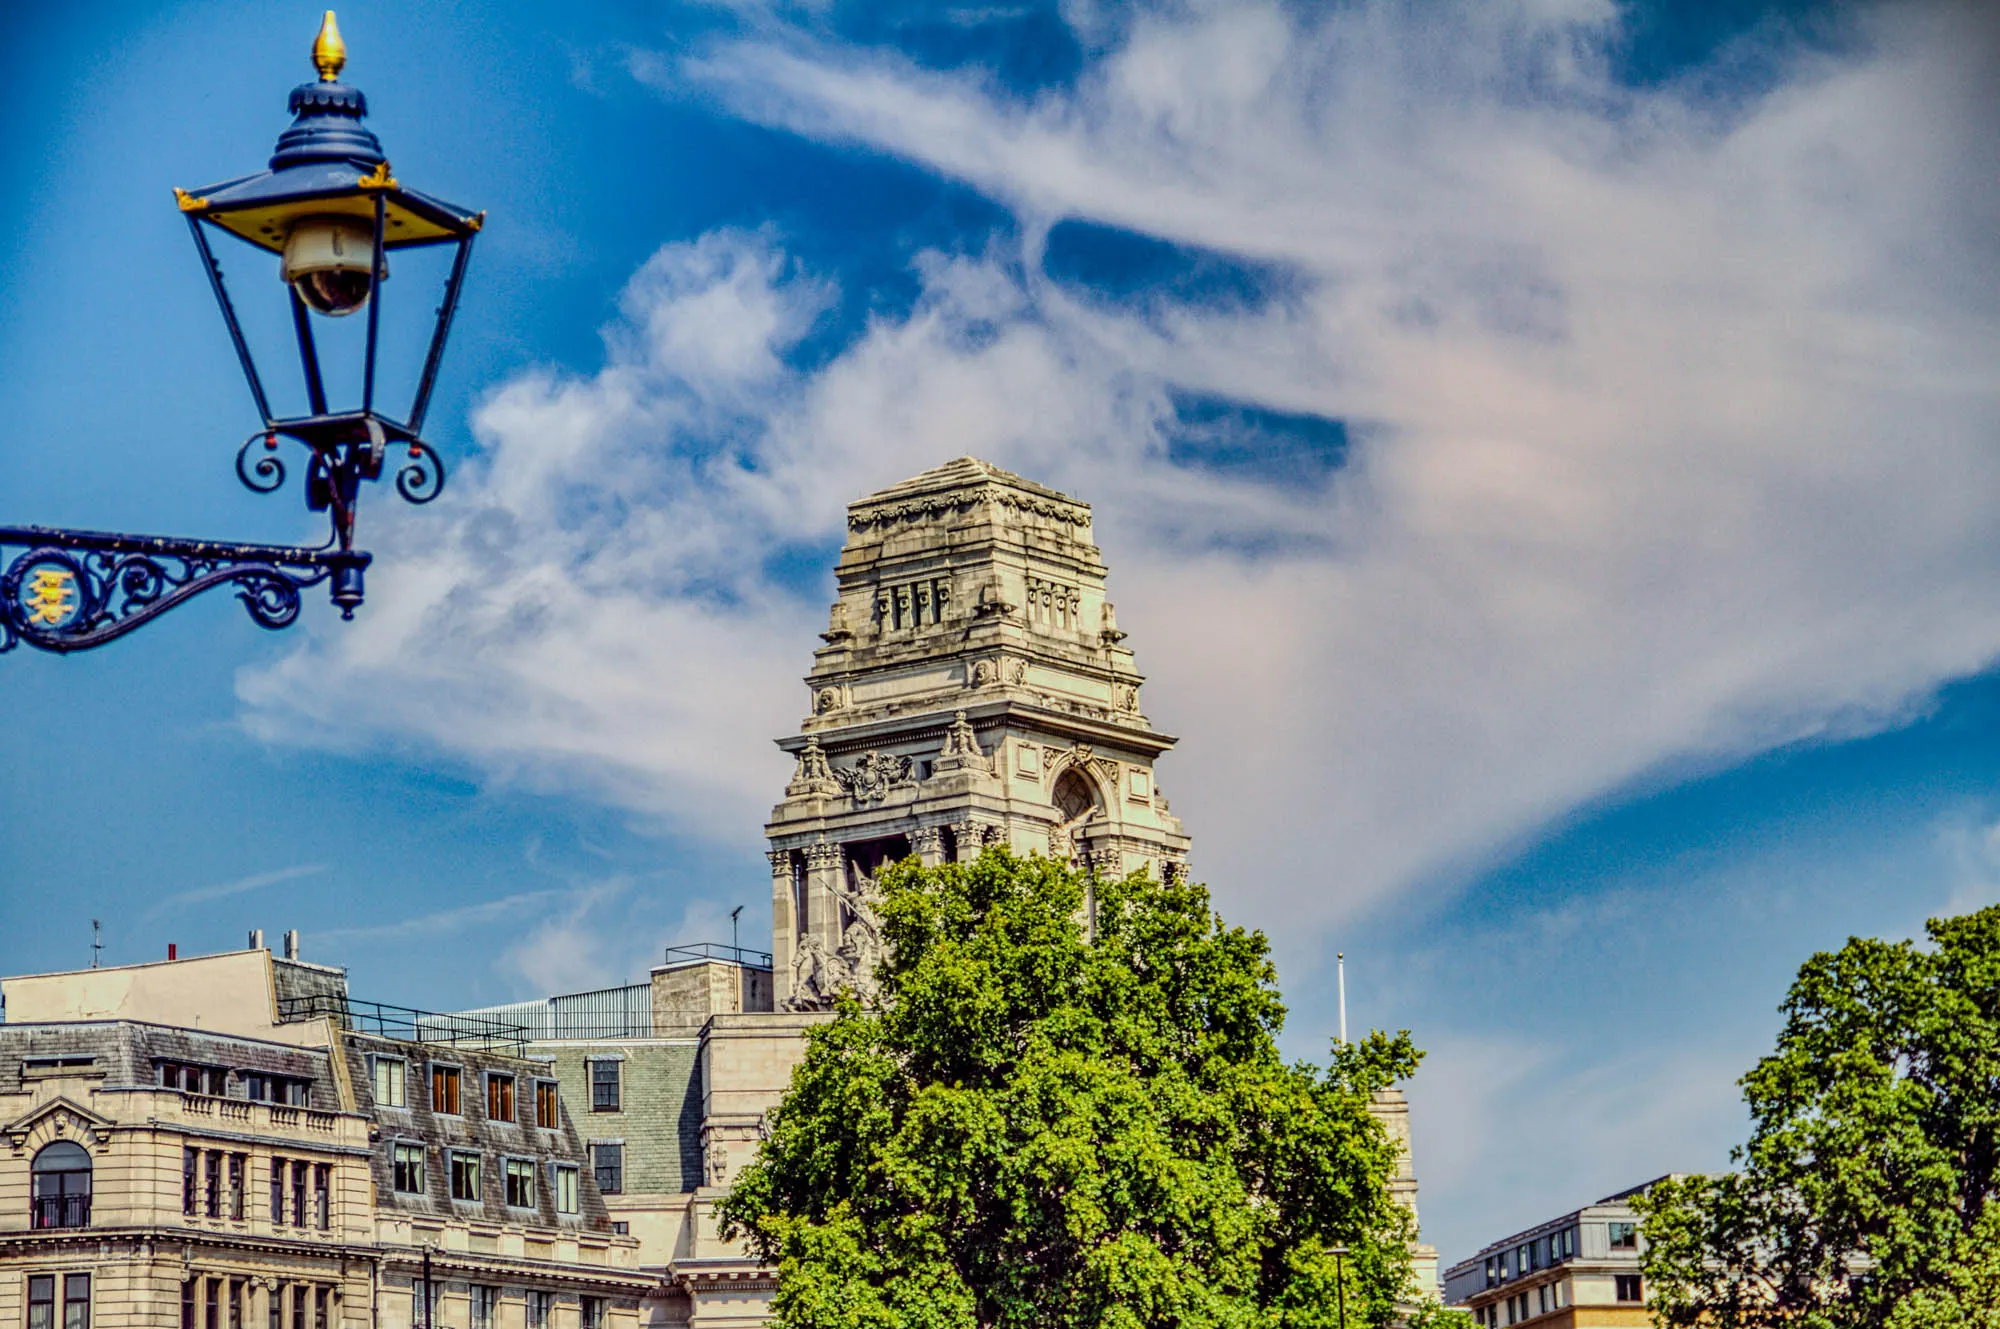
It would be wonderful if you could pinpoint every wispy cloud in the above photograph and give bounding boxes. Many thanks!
[147,864,328,919]
[231,1,2000,1250]
[316,888,571,945]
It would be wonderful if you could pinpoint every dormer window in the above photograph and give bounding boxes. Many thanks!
[157,1062,226,1095]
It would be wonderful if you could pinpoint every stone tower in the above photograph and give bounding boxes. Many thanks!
[765,457,1191,1007]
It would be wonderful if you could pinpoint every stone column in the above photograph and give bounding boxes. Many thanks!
[768,849,795,1005]
[910,825,947,868]
[804,841,846,954]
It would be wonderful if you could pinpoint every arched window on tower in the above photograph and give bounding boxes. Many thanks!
[1052,769,1098,824]
[31,1140,92,1229]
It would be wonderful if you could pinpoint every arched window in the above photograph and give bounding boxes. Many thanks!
[31,1140,92,1229]
[1052,769,1098,823]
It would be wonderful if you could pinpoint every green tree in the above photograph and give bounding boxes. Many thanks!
[721,849,1459,1329]
[1637,904,2000,1329]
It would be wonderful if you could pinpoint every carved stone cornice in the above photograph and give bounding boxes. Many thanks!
[909,826,946,854]
[804,842,844,871]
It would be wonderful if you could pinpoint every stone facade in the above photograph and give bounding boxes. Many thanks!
[766,457,1191,1008]
[1443,1181,1667,1327]
[0,948,659,1329]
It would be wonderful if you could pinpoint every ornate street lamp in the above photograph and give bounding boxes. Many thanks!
[1,13,480,655]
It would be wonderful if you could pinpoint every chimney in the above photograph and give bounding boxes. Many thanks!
[167,943,177,961]
[248,929,265,951]
[283,930,300,960]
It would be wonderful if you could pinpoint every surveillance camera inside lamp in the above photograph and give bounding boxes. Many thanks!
[280,216,385,316]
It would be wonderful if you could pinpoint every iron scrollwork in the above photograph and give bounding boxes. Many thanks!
[0,526,369,656]
[236,427,447,509]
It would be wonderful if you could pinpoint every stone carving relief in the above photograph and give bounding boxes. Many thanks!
[814,687,844,715]
[706,1141,730,1187]
[970,659,997,687]
[910,826,946,857]
[934,711,991,775]
[783,868,886,1011]
[835,751,915,804]
[786,737,841,798]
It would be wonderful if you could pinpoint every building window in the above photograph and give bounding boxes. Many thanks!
[432,1065,462,1115]
[242,1074,310,1106]
[291,1160,309,1227]
[292,1286,309,1329]
[580,1298,603,1329]
[526,1292,552,1329]
[470,1287,497,1329]
[393,1143,427,1194]
[229,1282,244,1329]
[450,1150,482,1202]
[160,1062,227,1095]
[535,1080,560,1129]
[206,1150,223,1217]
[1616,1274,1643,1303]
[590,1058,621,1112]
[505,1157,536,1209]
[185,1147,200,1216]
[271,1156,287,1223]
[58,1276,89,1329]
[313,1163,331,1229]
[611,1221,629,1235]
[314,1288,329,1329]
[30,1276,56,1329]
[1608,1220,1638,1250]
[591,1142,623,1195]
[229,1153,246,1219]
[554,1164,580,1214]
[373,1056,407,1108]
[31,1141,92,1229]
[487,1072,516,1122]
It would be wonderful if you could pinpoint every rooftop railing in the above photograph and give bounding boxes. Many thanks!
[663,942,772,970]
[275,994,528,1053]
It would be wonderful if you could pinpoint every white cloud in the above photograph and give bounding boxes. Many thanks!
[242,0,2000,929]
[239,0,2000,1204]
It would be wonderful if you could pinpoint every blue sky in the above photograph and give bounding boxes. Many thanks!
[3,0,1999,1270]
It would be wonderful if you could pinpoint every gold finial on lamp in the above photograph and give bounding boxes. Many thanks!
[312,11,347,82]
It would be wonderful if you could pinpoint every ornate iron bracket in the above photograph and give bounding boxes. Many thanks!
[0,526,369,656]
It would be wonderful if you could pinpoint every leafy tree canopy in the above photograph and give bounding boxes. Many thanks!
[721,850,1454,1329]
[1638,904,2000,1329]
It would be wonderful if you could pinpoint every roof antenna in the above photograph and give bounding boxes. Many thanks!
[1337,951,1347,1047]
[730,905,744,958]
[91,919,103,969]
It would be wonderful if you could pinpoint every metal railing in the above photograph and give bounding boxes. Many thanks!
[663,942,772,969]
[276,994,528,1053]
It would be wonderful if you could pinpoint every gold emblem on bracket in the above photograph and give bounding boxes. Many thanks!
[356,160,399,192]
[23,568,79,628]
[173,187,208,213]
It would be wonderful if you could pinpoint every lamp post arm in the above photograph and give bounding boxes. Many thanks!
[0,525,369,656]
